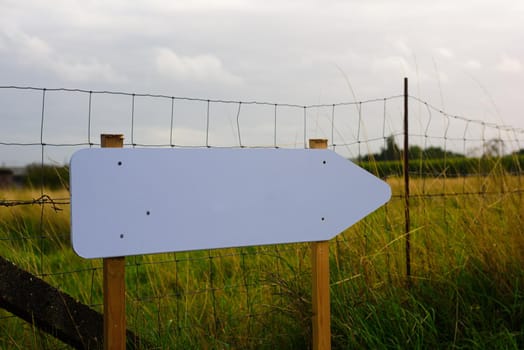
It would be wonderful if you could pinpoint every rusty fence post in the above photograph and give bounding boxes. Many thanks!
[403,78,411,286]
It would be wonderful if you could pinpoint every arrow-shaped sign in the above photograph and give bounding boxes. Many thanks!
[70,148,391,258]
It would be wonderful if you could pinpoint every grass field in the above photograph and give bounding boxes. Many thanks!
[0,174,523,349]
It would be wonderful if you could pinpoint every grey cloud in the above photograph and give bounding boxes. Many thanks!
[0,27,125,83]
[1,0,524,167]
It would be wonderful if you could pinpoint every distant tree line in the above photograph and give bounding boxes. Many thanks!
[24,164,70,189]
[0,164,70,189]
[360,135,465,162]
[1,138,523,188]
[357,135,524,178]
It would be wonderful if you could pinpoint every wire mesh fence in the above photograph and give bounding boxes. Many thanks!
[1,84,523,349]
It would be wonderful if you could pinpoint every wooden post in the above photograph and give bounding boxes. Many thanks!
[101,134,126,350]
[309,138,331,350]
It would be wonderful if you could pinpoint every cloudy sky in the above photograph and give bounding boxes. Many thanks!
[1,0,523,165]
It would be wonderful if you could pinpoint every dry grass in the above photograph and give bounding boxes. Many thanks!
[0,174,523,349]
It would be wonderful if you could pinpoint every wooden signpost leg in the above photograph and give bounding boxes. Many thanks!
[309,139,331,350]
[101,134,126,350]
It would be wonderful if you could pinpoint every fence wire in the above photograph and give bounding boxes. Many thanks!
[0,85,523,349]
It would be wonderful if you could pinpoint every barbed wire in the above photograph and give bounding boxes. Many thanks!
[0,194,67,211]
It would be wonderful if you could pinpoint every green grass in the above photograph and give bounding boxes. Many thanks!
[0,174,523,349]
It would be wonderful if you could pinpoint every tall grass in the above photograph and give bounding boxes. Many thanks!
[0,174,523,349]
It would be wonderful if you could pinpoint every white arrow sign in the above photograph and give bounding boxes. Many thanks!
[70,148,391,258]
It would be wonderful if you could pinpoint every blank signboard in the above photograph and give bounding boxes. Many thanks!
[70,148,391,258]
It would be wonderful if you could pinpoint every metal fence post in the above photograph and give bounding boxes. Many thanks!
[403,78,411,285]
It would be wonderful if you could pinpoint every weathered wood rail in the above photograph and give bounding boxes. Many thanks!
[0,256,147,349]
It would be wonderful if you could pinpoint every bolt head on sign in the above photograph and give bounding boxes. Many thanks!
[70,148,391,259]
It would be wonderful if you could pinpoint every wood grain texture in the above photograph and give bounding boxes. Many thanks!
[309,139,331,350]
[311,241,331,350]
[101,134,126,350]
